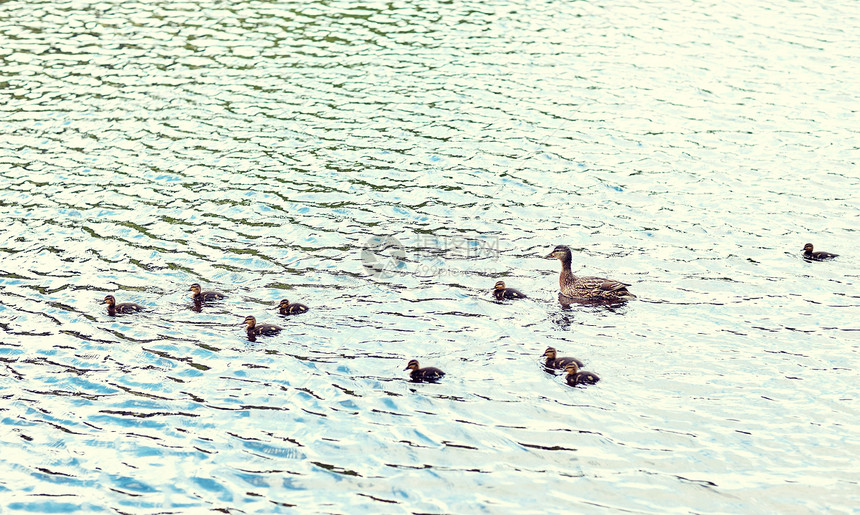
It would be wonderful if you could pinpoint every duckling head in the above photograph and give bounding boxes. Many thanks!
[243,316,256,329]
[543,347,557,358]
[404,359,420,371]
[564,363,580,375]
[278,299,291,308]
[189,283,202,295]
[494,281,506,290]
[103,295,116,306]
[803,243,814,253]
[545,245,572,260]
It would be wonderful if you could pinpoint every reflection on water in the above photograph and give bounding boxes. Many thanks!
[2,0,858,512]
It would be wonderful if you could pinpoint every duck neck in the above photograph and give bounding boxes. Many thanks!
[559,252,573,271]
[559,253,574,285]
[107,305,116,316]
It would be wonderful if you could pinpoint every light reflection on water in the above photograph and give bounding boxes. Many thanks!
[1,0,858,512]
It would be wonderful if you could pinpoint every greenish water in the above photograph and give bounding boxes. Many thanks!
[1,0,858,512]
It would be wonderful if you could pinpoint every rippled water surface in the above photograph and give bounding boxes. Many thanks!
[2,0,859,512]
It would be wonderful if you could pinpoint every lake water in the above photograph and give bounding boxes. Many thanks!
[1,0,858,512]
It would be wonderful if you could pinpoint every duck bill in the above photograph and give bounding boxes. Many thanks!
[544,252,556,259]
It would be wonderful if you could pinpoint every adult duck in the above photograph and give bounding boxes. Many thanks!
[545,245,635,301]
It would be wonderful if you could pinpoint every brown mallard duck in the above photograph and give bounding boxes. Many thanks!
[543,347,584,369]
[276,299,309,315]
[802,243,837,261]
[242,316,282,337]
[493,280,526,300]
[103,295,144,316]
[564,363,600,386]
[545,245,635,301]
[190,283,225,302]
[404,359,445,383]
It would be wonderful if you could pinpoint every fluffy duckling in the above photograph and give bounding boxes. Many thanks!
[493,280,527,300]
[276,299,309,315]
[543,347,584,370]
[103,295,144,316]
[190,283,225,302]
[802,243,837,261]
[564,363,600,387]
[243,316,282,337]
[404,359,445,383]
[545,245,635,301]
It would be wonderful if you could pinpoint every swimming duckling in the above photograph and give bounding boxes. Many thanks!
[242,316,282,337]
[493,280,527,300]
[545,245,635,301]
[543,347,584,370]
[103,295,144,316]
[802,243,837,261]
[190,283,225,302]
[276,299,309,315]
[404,359,445,383]
[564,363,600,387]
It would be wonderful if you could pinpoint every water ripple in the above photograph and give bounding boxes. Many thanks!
[2,0,859,512]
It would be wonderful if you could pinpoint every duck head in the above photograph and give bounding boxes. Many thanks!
[545,245,572,260]
[189,283,202,296]
[802,243,814,253]
[243,316,256,329]
[103,295,116,307]
[543,347,557,359]
[404,359,420,371]
[494,281,506,291]
[564,363,580,375]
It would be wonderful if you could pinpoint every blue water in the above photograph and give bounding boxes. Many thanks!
[1,0,858,512]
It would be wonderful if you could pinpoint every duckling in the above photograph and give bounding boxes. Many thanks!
[190,283,225,302]
[493,280,527,300]
[545,245,635,301]
[276,299,309,315]
[564,363,600,386]
[543,347,584,370]
[802,243,837,261]
[103,295,144,316]
[242,316,282,337]
[404,359,445,383]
